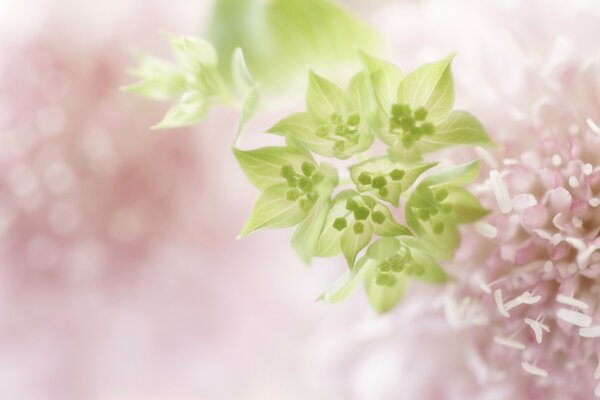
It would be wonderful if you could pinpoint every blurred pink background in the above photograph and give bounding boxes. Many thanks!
[2,1,600,399]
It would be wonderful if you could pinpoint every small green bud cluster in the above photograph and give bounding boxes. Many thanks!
[332,196,386,235]
[389,104,435,147]
[281,162,325,211]
[414,187,453,235]
[315,112,364,157]
[375,245,424,286]
[357,168,405,198]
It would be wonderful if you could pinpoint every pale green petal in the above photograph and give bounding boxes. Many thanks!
[152,91,208,129]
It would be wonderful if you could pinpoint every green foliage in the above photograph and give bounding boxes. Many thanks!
[207,0,381,90]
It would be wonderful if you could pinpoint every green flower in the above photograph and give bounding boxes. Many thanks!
[318,236,449,313]
[234,144,338,262]
[361,53,492,162]
[315,191,410,266]
[267,70,376,159]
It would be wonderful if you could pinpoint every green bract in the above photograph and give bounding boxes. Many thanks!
[267,71,375,159]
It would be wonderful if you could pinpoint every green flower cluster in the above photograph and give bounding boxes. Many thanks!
[235,52,492,312]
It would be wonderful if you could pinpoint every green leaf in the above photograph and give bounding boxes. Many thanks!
[340,221,373,267]
[442,186,489,224]
[291,197,332,264]
[233,146,313,190]
[349,156,437,206]
[152,91,208,129]
[364,262,407,313]
[267,112,331,156]
[397,53,455,123]
[317,257,372,303]
[348,70,375,118]
[231,47,255,93]
[234,84,260,146]
[315,190,356,257]
[240,184,309,236]
[416,110,492,153]
[421,160,480,187]
[365,237,401,260]
[306,71,352,122]
[207,0,381,90]
[122,53,186,100]
[166,33,218,74]
[359,51,404,113]
[410,250,449,284]
[398,235,450,260]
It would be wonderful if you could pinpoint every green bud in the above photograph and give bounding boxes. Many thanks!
[286,189,300,201]
[346,198,359,211]
[280,165,295,179]
[372,175,387,189]
[375,273,390,286]
[390,169,405,181]
[307,191,319,202]
[435,188,449,201]
[405,265,414,276]
[414,107,428,121]
[298,176,313,192]
[421,122,435,135]
[377,261,391,272]
[401,135,413,147]
[333,140,345,155]
[335,124,346,136]
[315,125,329,138]
[410,126,422,139]
[433,222,445,234]
[386,274,397,287]
[391,104,403,118]
[388,254,404,272]
[333,217,347,231]
[440,203,453,213]
[347,113,360,126]
[353,222,364,234]
[378,187,389,198]
[371,211,385,224]
[417,209,430,221]
[301,161,316,177]
[330,112,342,124]
[353,206,370,221]
[358,172,372,185]
[311,171,325,184]
[400,117,415,130]
[287,176,298,187]
[429,208,439,216]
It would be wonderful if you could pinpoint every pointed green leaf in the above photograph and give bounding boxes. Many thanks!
[233,146,313,190]
[234,84,260,145]
[417,110,492,153]
[364,263,407,313]
[123,53,186,100]
[166,33,218,73]
[306,71,352,122]
[340,220,373,267]
[152,91,208,129]
[398,235,451,260]
[267,112,333,156]
[315,191,356,257]
[359,51,404,113]
[317,257,372,303]
[397,53,455,123]
[240,184,309,236]
[231,47,255,93]
[421,160,480,187]
[410,250,449,284]
[442,186,489,224]
[348,70,375,117]
[365,237,401,260]
[291,197,332,264]
[371,203,412,236]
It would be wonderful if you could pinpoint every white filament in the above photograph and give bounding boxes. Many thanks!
[494,289,509,318]
[521,361,548,378]
[580,325,600,338]
[556,294,589,310]
[556,308,592,327]
[489,170,512,214]
[505,291,541,311]
[494,336,525,350]
[524,318,550,344]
